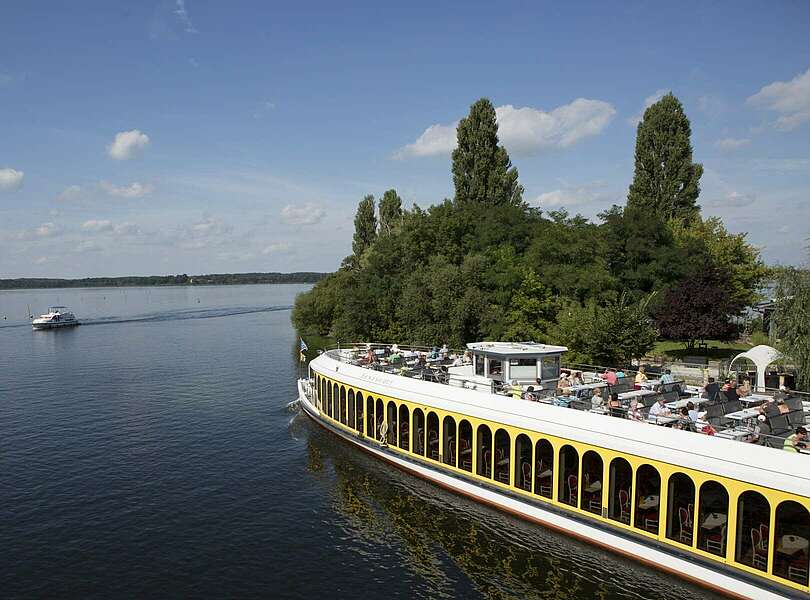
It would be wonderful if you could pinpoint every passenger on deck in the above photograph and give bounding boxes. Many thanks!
[525,386,536,402]
[462,350,472,364]
[687,401,702,423]
[738,377,752,397]
[511,380,522,400]
[615,368,626,378]
[451,353,464,367]
[660,369,674,384]
[388,350,402,363]
[601,368,617,386]
[364,348,377,364]
[571,371,585,386]
[428,347,439,360]
[676,407,697,432]
[649,397,671,419]
[591,388,604,411]
[627,398,643,421]
[702,377,720,400]
[777,399,790,415]
[556,372,571,393]
[783,427,807,452]
[390,343,400,353]
[634,367,648,388]
[439,344,449,358]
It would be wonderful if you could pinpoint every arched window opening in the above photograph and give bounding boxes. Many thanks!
[581,451,603,516]
[443,416,456,466]
[375,399,384,442]
[476,424,492,477]
[333,383,339,421]
[366,396,374,438]
[666,473,695,546]
[559,445,579,507]
[412,409,425,456]
[399,405,410,451]
[326,381,332,418]
[696,481,729,557]
[458,420,473,472]
[355,392,364,434]
[774,500,810,585]
[608,458,633,525]
[386,401,398,447]
[426,412,440,461]
[339,386,347,425]
[634,465,661,534]
[735,491,770,572]
[494,429,511,484]
[534,440,553,499]
[347,389,355,430]
[514,434,532,491]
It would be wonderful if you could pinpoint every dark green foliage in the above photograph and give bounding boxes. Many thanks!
[292,94,762,360]
[627,93,703,223]
[553,294,659,366]
[452,98,523,207]
[772,266,810,391]
[351,194,378,262]
[653,266,740,349]
[378,189,403,235]
[601,204,686,295]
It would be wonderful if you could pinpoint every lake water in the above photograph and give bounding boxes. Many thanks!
[1,285,713,599]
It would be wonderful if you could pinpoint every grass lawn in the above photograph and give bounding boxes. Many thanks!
[653,340,753,360]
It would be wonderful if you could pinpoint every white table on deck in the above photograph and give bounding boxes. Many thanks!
[702,512,727,530]
[716,428,753,442]
[640,379,662,390]
[619,389,658,402]
[666,397,710,410]
[647,414,679,426]
[725,408,761,422]
[740,394,770,406]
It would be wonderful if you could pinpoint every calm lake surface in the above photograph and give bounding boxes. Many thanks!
[1,285,714,599]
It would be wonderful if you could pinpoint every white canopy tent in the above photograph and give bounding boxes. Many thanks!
[729,344,783,391]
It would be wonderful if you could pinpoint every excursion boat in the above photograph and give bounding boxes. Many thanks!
[32,306,80,330]
[297,342,810,600]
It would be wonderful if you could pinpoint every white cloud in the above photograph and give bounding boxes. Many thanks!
[715,137,751,151]
[107,129,150,160]
[706,191,756,208]
[57,185,81,201]
[281,203,325,225]
[75,240,103,253]
[262,241,291,255]
[18,222,63,240]
[99,181,155,198]
[0,167,24,191]
[82,219,113,232]
[113,222,141,236]
[394,98,616,159]
[34,256,49,265]
[174,0,198,33]
[176,217,232,249]
[747,68,810,131]
[530,182,611,210]
[628,89,668,125]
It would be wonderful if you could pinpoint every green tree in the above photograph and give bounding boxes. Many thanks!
[627,93,703,223]
[502,269,558,342]
[351,194,378,263]
[553,294,659,366]
[772,266,810,391]
[452,98,523,207]
[378,189,403,235]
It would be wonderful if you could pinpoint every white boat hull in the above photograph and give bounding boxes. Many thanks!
[32,320,80,330]
[296,378,794,600]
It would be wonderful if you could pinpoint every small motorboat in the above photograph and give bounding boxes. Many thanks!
[32,306,80,330]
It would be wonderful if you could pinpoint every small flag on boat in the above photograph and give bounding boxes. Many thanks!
[300,338,308,352]
[299,338,308,362]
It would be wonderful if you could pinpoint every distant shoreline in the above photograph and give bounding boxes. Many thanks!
[0,272,327,290]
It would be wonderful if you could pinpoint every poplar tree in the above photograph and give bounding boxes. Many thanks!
[378,189,403,235]
[452,98,523,206]
[351,194,377,260]
[627,93,703,222]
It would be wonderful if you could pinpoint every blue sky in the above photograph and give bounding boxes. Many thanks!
[1,1,809,277]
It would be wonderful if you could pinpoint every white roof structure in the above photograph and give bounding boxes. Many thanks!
[729,344,783,390]
[466,341,568,356]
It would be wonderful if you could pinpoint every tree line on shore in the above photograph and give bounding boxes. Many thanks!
[0,271,325,289]
[293,95,807,381]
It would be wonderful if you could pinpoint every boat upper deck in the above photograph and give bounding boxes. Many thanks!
[313,343,809,490]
